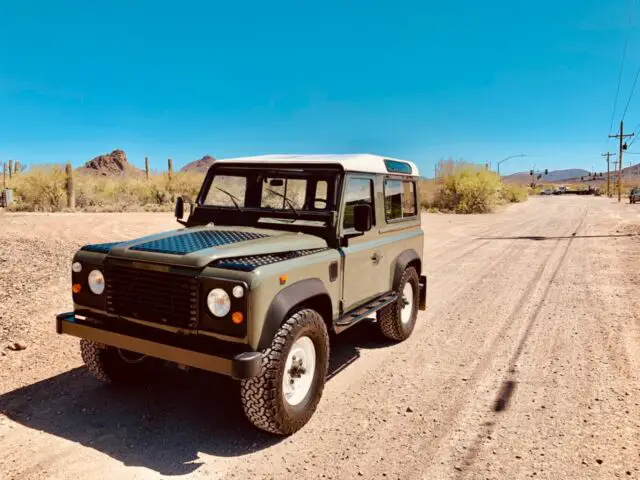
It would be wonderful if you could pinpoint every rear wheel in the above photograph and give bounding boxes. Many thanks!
[80,339,157,385]
[378,267,420,341]
[240,309,329,435]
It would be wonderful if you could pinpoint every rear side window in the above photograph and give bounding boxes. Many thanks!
[384,179,416,221]
[343,178,374,229]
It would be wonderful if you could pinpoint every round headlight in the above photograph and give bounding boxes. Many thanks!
[72,261,82,273]
[207,288,231,317]
[88,270,105,295]
[232,285,244,298]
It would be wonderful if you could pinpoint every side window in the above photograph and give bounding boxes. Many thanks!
[402,181,416,217]
[343,177,374,229]
[384,179,416,221]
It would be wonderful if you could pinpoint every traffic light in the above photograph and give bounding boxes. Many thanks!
[537,174,542,180]
[544,169,548,175]
[623,143,628,150]
[529,170,534,176]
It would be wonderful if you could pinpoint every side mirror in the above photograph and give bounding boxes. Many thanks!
[353,204,372,232]
[175,196,185,221]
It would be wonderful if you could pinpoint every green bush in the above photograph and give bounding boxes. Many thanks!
[434,162,502,213]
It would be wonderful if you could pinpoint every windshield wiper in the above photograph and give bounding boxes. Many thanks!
[215,186,243,212]
[266,188,299,217]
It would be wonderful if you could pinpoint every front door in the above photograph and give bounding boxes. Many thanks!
[340,175,384,312]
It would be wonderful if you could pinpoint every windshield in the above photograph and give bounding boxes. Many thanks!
[198,166,339,229]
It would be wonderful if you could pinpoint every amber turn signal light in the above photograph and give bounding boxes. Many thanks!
[72,283,82,294]
[231,312,244,324]
[279,275,288,285]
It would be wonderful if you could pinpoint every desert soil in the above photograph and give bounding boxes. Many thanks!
[0,196,639,480]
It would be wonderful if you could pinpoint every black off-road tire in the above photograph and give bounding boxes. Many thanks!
[377,266,420,341]
[240,309,329,435]
[80,339,156,385]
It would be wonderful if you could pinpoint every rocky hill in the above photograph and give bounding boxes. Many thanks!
[77,150,143,176]
[180,155,215,173]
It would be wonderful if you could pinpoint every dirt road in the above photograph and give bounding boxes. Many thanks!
[1,196,639,479]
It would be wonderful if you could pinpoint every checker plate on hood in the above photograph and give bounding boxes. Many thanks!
[129,230,270,255]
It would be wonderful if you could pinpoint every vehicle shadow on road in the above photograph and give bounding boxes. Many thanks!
[477,233,639,241]
[0,320,389,476]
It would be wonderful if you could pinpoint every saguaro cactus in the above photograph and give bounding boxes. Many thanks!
[14,161,21,174]
[8,159,13,178]
[65,162,75,209]
[145,156,150,179]
[168,158,173,180]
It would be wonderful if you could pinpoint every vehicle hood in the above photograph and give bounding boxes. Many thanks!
[98,225,328,269]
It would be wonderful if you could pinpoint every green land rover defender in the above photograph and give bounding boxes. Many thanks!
[56,154,427,434]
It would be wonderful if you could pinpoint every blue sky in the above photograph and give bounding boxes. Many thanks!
[1,0,639,176]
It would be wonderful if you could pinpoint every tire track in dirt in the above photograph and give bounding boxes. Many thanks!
[304,204,575,479]
[452,208,590,477]
[411,205,587,479]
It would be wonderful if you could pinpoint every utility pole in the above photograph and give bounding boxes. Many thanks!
[601,152,616,197]
[609,121,635,202]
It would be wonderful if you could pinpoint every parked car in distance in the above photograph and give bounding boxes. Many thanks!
[630,187,640,204]
[540,189,552,195]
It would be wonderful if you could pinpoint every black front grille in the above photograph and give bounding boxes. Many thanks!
[105,264,198,329]
[130,230,270,255]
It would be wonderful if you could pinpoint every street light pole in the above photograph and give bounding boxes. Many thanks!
[497,154,527,176]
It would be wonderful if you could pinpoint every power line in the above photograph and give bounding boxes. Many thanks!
[621,66,640,121]
[608,0,634,135]
[627,122,640,148]
[609,0,634,135]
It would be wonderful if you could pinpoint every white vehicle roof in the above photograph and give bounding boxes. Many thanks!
[215,154,420,176]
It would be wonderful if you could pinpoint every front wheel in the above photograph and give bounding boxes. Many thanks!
[80,339,157,385]
[240,309,329,435]
[377,266,420,341]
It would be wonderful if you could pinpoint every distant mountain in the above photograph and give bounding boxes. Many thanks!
[180,155,215,173]
[503,163,640,185]
[503,168,590,184]
[621,162,640,180]
[77,149,143,177]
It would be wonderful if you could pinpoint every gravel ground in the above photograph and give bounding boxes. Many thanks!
[0,197,639,480]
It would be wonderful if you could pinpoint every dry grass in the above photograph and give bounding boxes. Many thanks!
[6,160,532,214]
[5,167,204,212]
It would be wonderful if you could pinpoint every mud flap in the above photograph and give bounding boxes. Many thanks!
[419,275,427,311]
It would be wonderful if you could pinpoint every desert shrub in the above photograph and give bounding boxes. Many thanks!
[499,184,528,203]
[433,162,501,213]
[9,165,67,211]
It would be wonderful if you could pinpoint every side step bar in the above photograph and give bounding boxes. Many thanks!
[334,292,398,333]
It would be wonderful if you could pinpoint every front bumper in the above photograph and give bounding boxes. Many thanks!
[56,312,262,379]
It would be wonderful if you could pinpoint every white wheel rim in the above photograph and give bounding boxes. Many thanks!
[283,336,316,406]
[401,283,414,325]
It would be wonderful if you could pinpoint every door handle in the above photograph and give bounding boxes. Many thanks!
[371,252,382,264]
